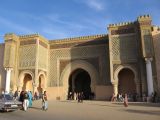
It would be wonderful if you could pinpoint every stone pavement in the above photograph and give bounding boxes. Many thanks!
[0,100,160,120]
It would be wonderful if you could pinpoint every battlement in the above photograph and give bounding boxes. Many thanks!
[108,15,151,28]
[152,26,160,31]
[49,34,107,44]
[4,33,19,41]
[108,21,135,27]
[19,33,48,43]
[5,33,18,38]
[137,14,151,21]
[19,33,40,38]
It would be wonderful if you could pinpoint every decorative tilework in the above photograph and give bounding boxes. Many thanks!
[49,45,110,87]
[19,46,36,68]
[111,35,138,61]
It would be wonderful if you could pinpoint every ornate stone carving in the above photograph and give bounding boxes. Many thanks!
[111,35,137,61]
[19,46,36,68]
[141,29,153,58]
[20,39,36,46]
[49,45,110,87]
[111,28,135,35]
[38,45,48,70]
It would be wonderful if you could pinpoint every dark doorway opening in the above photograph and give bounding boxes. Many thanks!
[118,68,136,94]
[22,74,32,92]
[68,69,91,100]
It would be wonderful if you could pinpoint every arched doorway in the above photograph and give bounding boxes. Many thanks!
[37,74,45,95]
[22,73,33,91]
[60,60,99,100]
[118,68,136,94]
[68,69,91,100]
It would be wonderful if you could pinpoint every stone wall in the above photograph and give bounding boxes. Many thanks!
[49,43,110,87]
[152,31,160,95]
[0,44,5,93]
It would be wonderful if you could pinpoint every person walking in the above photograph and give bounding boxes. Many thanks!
[28,91,33,107]
[23,91,29,111]
[124,94,128,107]
[42,91,48,111]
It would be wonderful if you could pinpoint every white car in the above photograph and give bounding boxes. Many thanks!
[0,94,22,112]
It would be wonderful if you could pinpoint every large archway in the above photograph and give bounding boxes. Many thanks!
[18,70,34,92]
[22,73,33,91]
[60,60,99,100]
[68,68,91,100]
[118,68,136,94]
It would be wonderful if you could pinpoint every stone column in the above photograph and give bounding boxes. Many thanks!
[5,68,12,94]
[145,58,154,97]
[33,83,37,94]
[113,84,118,96]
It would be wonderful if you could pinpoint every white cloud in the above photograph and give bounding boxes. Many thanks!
[86,0,104,11]
[75,0,105,11]
[0,16,33,34]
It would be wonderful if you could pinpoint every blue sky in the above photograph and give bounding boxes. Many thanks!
[0,0,160,42]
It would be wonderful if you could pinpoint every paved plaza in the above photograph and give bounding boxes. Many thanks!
[0,100,160,120]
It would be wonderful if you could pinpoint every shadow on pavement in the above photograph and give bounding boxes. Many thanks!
[112,102,160,107]
[30,107,42,110]
[123,109,160,116]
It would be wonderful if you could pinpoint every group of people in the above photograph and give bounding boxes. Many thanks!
[18,91,32,111]
[68,92,84,103]
[11,90,48,111]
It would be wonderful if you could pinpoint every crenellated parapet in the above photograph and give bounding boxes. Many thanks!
[19,33,48,43]
[108,21,135,28]
[4,33,19,42]
[107,17,138,36]
[137,14,151,21]
[152,26,160,36]
[19,33,49,49]
[49,34,107,44]
[19,33,39,38]
[137,14,152,27]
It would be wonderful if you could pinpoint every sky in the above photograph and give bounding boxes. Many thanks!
[0,0,160,43]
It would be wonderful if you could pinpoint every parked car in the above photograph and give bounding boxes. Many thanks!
[0,94,22,112]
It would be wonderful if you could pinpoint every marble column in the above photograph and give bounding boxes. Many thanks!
[145,58,154,97]
[5,68,12,94]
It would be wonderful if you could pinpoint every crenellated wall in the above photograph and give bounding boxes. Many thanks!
[0,15,160,100]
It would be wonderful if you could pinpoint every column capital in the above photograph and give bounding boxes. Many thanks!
[145,58,153,63]
[5,67,13,71]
